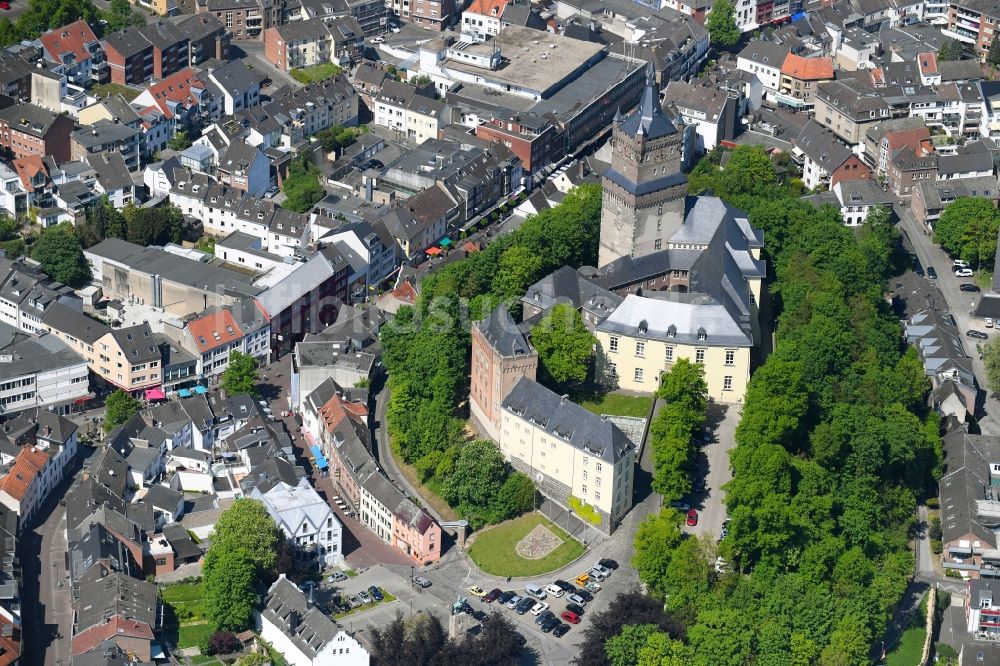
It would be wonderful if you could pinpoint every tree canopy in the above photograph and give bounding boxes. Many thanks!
[531,303,596,390]
[104,390,140,432]
[989,35,1000,67]
[706,0,741,48]
[368,611,524,665]
[933,196,1000,267]
[983,337,1000,395]
[937,39,965,61]
[282,156,326,213]
[648,359,708,502]
[222,350,260,397]
[31,224,91,287]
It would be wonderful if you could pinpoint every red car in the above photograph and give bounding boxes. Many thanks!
[560,610,581,624]
[686,508,699,526]
[0,2,10,9]
[483,588,502,603]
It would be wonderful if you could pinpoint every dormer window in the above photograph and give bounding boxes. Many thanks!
[697,327,707,341]
[667,325,676,338]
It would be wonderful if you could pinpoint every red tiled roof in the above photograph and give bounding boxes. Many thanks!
[886,127,931,153]
[392,281,418,304]
[187,309,243,353]
[12,155,47,193]
[781,53,833,80]
[466,0,509,17]
[0,447,49,503]
[918,51,938,75]
[71,617,154,656]
[319,393,367,433]
[39,19,99,66]
[141,68,205,119]
[0,613,19,666]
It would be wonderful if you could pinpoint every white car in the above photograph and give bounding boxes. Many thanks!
[988,318,995,329]
[592,563,612,578]
[954,259,970,268]
[530,602,550,616]
[544,584,565,598]
[955,268,974,277]
[505,594,523,609]
[371,36,385,44]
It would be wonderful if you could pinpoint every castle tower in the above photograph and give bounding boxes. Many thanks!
[598,67,688,268]
[470,304,537,441]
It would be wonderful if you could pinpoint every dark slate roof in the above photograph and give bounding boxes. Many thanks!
[617,67,676,140]
[602,167,687,197]
[41,302,110,344]
[521,265,623,320]
[142,485,183,512]
[501,377,634,463]
[68,523,136,584]
[162,523,202,560]
[240,457,305,494]
[76,572,159,632]
[795,119,854,172]
[110,323,160,364]
[587,247,701,290]
[261,577,340,660]
[102,27,152,58]
[476,304,532,357]
[939,427,1000,548]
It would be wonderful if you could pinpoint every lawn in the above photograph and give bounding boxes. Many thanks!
[886,626,926,666]
[90,82,142,101]
[469,513,585,577]
[290,63,344,84]
[977,269,994,291]
[333,588,397,619]
[161,581,215,649]
[579,392,653,418]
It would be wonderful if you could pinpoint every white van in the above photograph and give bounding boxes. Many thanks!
[544,583,565,598]
[525,583,546,599]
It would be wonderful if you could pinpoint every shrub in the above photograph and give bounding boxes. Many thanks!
[926,497,939,509]
[931,539,943,555]
[205,631,241,655]
[568,495,601,526]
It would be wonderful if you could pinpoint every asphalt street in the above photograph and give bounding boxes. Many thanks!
[683,402,739,542]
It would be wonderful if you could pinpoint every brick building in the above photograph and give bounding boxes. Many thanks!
[470,304,537,441]
[0,104,74,163]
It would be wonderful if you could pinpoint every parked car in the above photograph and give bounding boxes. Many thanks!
[264,185,279,198]
[513,632,527,646]
[967,330,989,340]
[369,586,383,602]
[545,584,565,598]
[505,594,523,610]
[565,602,586,616]
[498,591,517,604]
[575,589,593,602]
[371,36,385,44]
[525,583,546,599]
[327,572,347,583]
[592,563,612,577]
[414,576,431,588]
[961,283,981,292]
[554,580,575,593]
[585,582,602,594]
[541,616,561,632]
[468,586,485,597]
[927,266,938,279]
[471,609,487,622]
[955,268,974,277]
[358,590,372,604]
[989,318,995,329]
[568,593,587,606]
[515,597,535,614]
[574,573,590,588]
[587,568,606,582]
[483,588,501,603]
[686,508,699,526]
[561,610,581,624]
[954,259,970,268]
[669,501,690,511]
[552,623,570,637]
[349,594,363,608]
[598,558,619,570]
[535,610,556,625]
[0,2,10,9]
[530,601,550,616]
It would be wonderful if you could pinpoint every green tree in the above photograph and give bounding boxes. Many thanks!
[282,156,326,213]
[706,0,741,48]
[235,653,270,666]
[937,39,964,61]
[203,548,257,631]
[606,624,661,666]
[492,245,543,304]
[442,440,509,527]
[632,509,684,596]
[0,214,18,241]
[531,303,596,389]
[31,225,90,287]
[222,350,260,397]
[167,129,192,151]
[104,389,140,431]
[984,337,1000,395]
[934,197,1000,267]
[208,498,282,572]
[990,35,1000,67]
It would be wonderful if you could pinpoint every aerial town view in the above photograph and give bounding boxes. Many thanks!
[2,0,1000,662]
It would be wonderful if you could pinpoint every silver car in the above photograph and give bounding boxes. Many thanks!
[414,575,432,588]
[505,594,523,610]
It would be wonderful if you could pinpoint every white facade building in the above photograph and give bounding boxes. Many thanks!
[251,479,343,569]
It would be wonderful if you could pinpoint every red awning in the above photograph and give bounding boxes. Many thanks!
[144,388,167,401]
[426,247,443,256]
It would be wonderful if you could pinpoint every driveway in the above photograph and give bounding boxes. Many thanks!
[896,204,1000,433]
[233,41,301,90]
[682,402,738,541]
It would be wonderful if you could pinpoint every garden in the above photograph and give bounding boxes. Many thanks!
[290,63,345,84]
[160,580,215,650]
[468,513,585,577]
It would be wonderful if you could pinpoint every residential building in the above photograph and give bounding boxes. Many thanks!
[807,179,894,226]
[203,59,266,116]
[663,79,743,153]
[0,255,82,335]
[297,0,389,37]
[470,304,537,441]
[500,377,635,534]
[474,112,560,175]
[71,573,159,661]
[102,27,154,85]
[888,144,938,196]
[598,70,688,268]
[943,0,1000,61]
[387,0,456,30]
[793,120,873,191]
[940,428,1000,578]
[0,104,74,163]
[520,265,623,329]
[180,298,270,382]
[263,77,360,145]
[865,119,932,175]
[0,163,30,221]
[38,19,108,87]
[906,308,977,420]
[813,79,893,146]
[176,13,230,65]
[70,121,141,172]
[258,576,370,666]
[462,0,510,38]
[251,478,342,569]
[264,19,335,71]
[913,176,999,229]
[0,323,89,416]
[217,142,270,196]
[736,40,789,101]
[87,153,137,209]
[776,53,833,109]
[197,0,283,41]
[132,68,220,129]
[0,445,56,529]
[373,81,448,145]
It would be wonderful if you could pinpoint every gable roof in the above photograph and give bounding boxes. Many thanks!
[0,446,49,502]
[140,68,207,119]
[187,307,243,353]
[476,304,533,357]
[780,53,833,80]
[261,576,340,660]
[795,120,856,173]
[40,19,100,66]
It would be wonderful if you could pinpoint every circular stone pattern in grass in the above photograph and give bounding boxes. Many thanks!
[469,514,585,577]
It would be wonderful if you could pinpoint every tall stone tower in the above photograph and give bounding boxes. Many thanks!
[598,67,688,268]
[470,304,537,441]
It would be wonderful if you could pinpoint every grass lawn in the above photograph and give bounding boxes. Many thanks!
[579,392,653,418]
[886,626,926,666]
[290,63,344,84]
[333,588,398,619]
[161,581,216,649]
[90,82,141,101]
[469,514,585,577]
[977,269,994,291]
[189,654,223,665]
[389,445,459,521]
